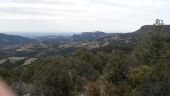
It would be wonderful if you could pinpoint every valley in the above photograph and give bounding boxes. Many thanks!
[0,25,168,66]
[1,23,170,96]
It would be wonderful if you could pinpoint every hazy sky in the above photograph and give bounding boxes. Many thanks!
[0,0,169,33]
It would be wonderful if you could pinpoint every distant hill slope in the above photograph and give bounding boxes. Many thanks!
[70,31,113,42]
[132,25,170,36]
[37,31,114,43]
[0,33,35,47]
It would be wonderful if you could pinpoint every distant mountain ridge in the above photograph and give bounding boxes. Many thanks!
[37,31,114,44]
[0,33,35,48]
[1,25,170,50]
[70,31,113,42]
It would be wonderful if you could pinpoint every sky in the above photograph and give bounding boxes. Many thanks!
[0,0,170,33]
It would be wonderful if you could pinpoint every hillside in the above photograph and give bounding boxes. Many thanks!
[37,31,114,44]
[70,31,113,42]
[132,25,170,36]
[0,33,36,48]
[1,20,170,96]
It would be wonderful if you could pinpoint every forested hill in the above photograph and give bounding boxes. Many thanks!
[132,25,170,36]
[0,33,35,47]
[1,19,170,96]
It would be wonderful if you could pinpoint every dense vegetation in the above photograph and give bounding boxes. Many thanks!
[1,19,170,96]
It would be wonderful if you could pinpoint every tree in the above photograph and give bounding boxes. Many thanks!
[31,56,74,96]
[103,51,128,83]
[0,67,13,83]
[132,19,165,65]
[74,49,108,73]
[127,65,154,88]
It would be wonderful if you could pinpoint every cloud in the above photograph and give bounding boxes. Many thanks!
[0,0,169,32]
